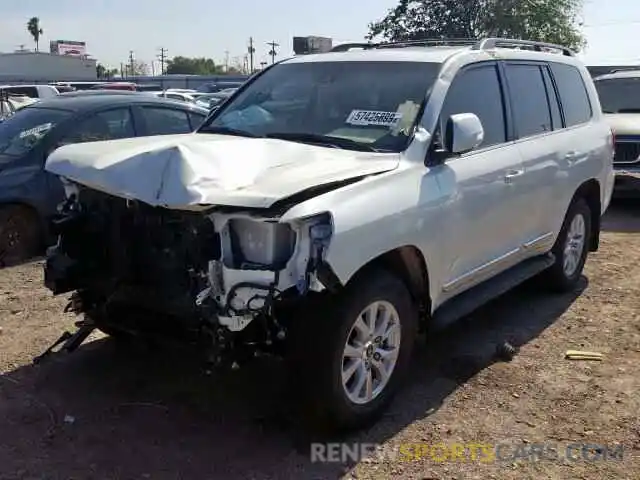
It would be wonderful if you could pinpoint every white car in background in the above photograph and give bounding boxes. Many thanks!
[593,69,640,195]
[145,90,197,103]
[0,84,59,99]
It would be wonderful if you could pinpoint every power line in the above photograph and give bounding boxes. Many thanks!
[267,41,279,64]
[157,47,168,75]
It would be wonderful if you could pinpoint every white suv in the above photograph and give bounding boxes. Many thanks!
[41,38,614,432]
[593,69,640,194]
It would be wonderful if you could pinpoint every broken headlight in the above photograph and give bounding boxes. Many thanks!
[226,218,296,270]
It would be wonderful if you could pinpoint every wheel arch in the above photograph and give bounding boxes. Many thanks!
[345,245,431,316]
[571,178,601,252]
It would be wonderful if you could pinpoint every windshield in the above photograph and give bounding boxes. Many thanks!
[0,107,71,156]
[198,61,441,152]
[595,77,640,113]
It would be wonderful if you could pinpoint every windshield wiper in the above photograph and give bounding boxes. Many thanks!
[198,125,261,138]
[264,132,381,152]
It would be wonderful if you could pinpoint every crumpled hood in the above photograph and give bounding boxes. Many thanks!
[604,113,640,136]
[44,133,400,209]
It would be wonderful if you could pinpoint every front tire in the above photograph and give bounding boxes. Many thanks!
[541,197,592,292]
[289,268,419,433]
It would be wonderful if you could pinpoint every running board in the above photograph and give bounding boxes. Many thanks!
[431,253,555,330]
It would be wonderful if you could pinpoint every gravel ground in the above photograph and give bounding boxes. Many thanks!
[0,200,639,479]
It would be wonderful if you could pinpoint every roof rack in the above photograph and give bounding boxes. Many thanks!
[472,38,575,56]
[329,37,575,56]
[329,42,376,52]
[377,38,480,49]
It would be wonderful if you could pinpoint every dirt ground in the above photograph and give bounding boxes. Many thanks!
[1,201,639,480]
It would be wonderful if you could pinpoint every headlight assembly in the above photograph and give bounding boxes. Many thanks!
[227,218,296,270]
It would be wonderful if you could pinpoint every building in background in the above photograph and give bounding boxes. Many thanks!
[49,40,87,57]
[0,51,97,83]
[293,36,333,55]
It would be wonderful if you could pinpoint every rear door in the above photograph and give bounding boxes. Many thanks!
[502,61,563,254]
[547,62,599,234]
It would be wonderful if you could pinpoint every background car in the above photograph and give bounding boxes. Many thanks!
[195,81,244,93]
[0,95,208,266]
[593,69,640,196]
[146,91,197,103]
[194,89,237,109]
[0,84,59,99]
[58,90,142,97]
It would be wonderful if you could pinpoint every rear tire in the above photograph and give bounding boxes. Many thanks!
[540,197,591,292]
[0,205,42,267]
[288,268,418,433]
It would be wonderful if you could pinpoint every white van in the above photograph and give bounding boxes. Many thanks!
[0,84,59,99]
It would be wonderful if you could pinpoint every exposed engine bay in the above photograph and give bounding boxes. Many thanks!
[41,183,336,366]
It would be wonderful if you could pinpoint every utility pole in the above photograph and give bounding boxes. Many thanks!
[267,41,279,64]
[128,50,135,78]
[224,50,230,72]
[157,47,167,75]
[247,37,255,73]
[120,63,124,78]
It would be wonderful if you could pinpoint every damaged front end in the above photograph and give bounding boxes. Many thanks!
[39,181,337,367]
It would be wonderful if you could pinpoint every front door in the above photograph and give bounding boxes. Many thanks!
[434,62,527,302]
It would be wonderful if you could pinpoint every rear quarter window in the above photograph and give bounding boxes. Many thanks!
[2,86,39,98]
[549,63,592,127]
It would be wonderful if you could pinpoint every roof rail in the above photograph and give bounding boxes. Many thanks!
[377,38,479,49]
[329,37,575,56]
[330,42,376,52]
[473,38,574,56]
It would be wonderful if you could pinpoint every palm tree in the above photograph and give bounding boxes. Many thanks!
[26,17,43,52]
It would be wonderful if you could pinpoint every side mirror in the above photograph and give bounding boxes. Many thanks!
[444,113,484,154]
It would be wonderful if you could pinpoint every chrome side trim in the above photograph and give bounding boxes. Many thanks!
[442,247,521,293]
[523,232,554,251]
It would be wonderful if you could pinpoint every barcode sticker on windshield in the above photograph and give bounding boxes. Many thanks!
[19,123,52,138]
[346,110,403,127]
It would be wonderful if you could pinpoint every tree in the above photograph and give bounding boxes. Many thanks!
[26,17,44,52]
[129,60,149,76]
[165,56,224,75]
[96,64,119,79]
[368,0,585,51]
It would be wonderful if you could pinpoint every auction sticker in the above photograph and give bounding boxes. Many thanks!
[346,110,403,127]
[19,122,53,138]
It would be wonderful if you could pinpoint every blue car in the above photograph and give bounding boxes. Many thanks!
[0,94,208,266]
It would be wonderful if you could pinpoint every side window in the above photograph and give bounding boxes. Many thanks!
[440,64,506,148]
[59,108,135,145]
[141,107,192,135]
[549,63,592,127]
[188,112,205,130]
[504,63,552,138]
[541,67,562,129]
[4,87,38,98]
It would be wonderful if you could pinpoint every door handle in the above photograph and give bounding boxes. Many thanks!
[565,151,582,163]
[504,169,524,184]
